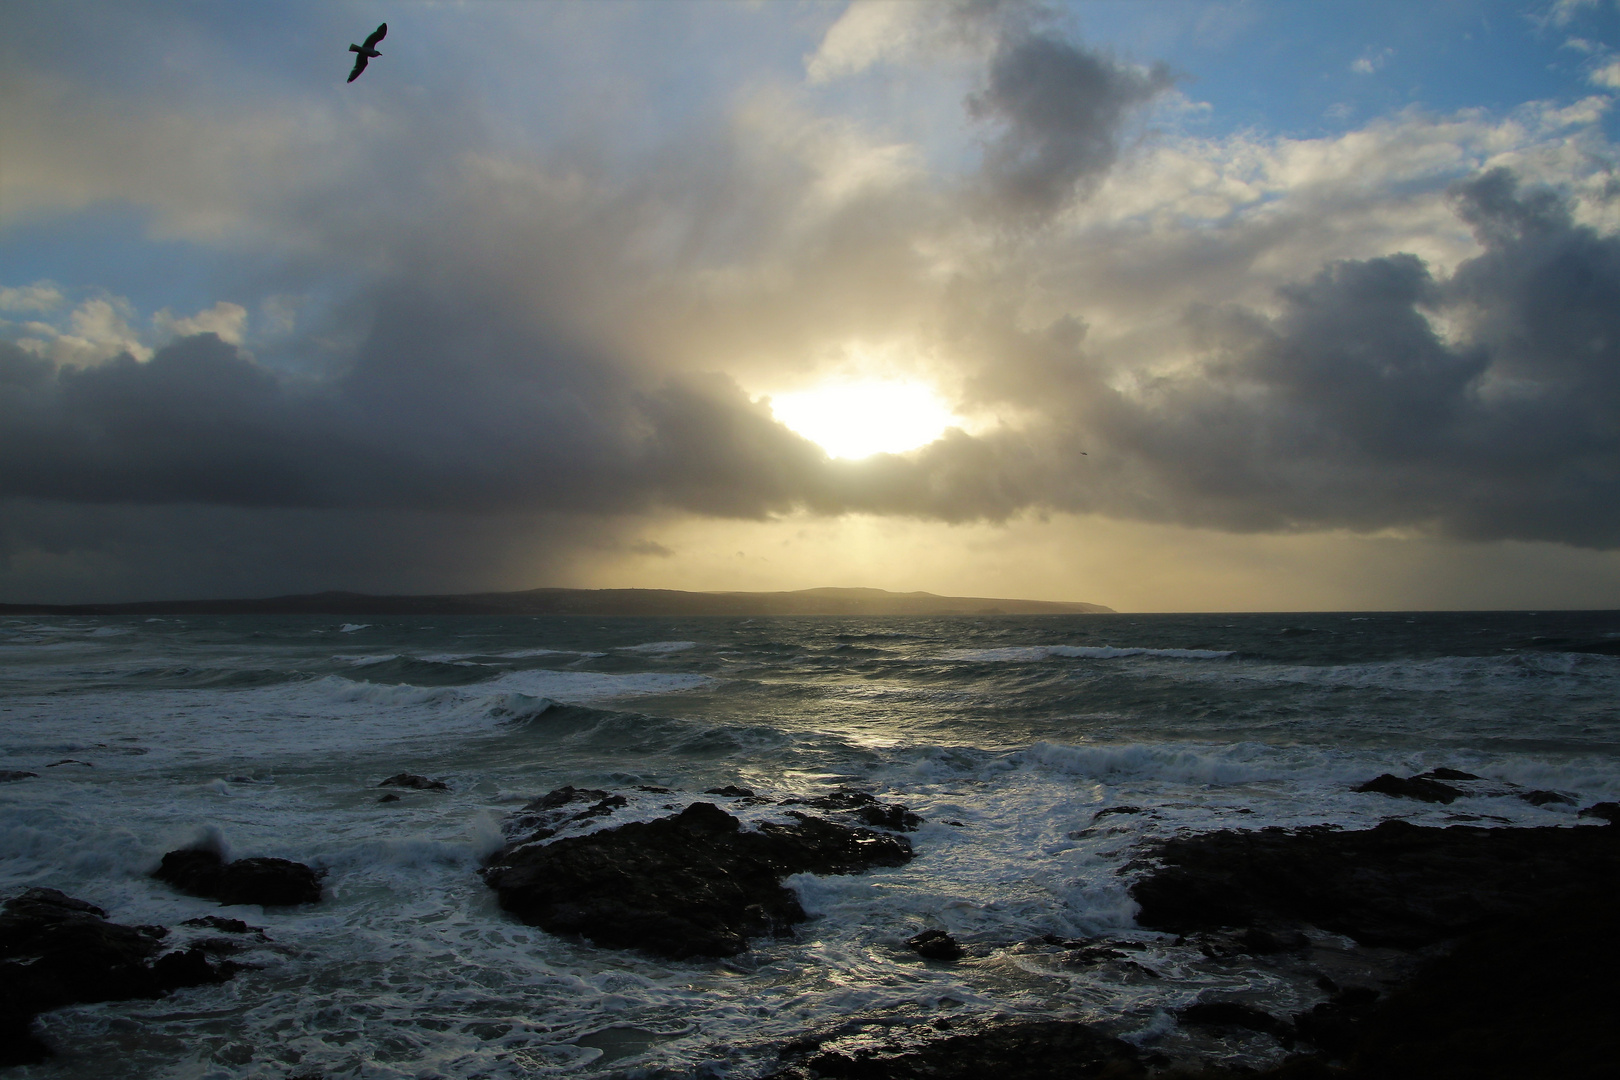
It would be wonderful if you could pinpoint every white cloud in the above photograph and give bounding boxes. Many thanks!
[154,301,247,345]
[0,281,65,313]
[17,295,152,366]
[1351,47,1393,75]
[807,0,937,82]
[1591,59,1620,89]
[1545,0,1605,29]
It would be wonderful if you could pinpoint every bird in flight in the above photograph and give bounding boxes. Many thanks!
[347,23,387,83]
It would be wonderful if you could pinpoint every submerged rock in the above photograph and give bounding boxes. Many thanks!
[764,1016,1146,1080]
[0,888,239,1065]
[1177,1000,1295,1047]
[1352,772,1463,803]
[1579,801,1620,823]
[482,800,912,958]
[905,928,962,961]
[378,772,449,791]
[0,770,38,782]
[1520,789,1576,807]
[153,847,322,907]
[1128,819,1620,948]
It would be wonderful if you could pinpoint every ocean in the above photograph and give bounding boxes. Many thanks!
[3,611,1618,1078]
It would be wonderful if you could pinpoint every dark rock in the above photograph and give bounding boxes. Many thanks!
[784,788,923,831]
[1520,789,1576,807]
[44,759,92,768]
[1291,987,1382,1056]
[482,801,912,958]
[378,772,449,791]
[570,795,627,820]
[763,1016,1145,1080]
[0,770,38,782]
[525,785,610,810]
[1198,926,1311,957]
[180,916,259,935]
[704,785,756,797]
[1352,773,1463,803]
[637,785,674,793]
[1129,819,1620,948]
[153,847,322,907]
[1315,888,1620,1079]
[852,803,923,831]
[1178,1000,1295,1046]
[0,888,239,1065]
[1092,805,1144,821]
[378,793,401,803]
[1578,801,1620,823]
[905,928,962,961]
[1239,926,1309,954]
[1413,768,1481,782]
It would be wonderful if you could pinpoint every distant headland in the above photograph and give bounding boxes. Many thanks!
[0,586,1114,618]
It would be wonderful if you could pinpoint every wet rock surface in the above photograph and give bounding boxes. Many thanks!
[905,928,962,961]
[783,788,924,831]
[378,772,449,791]
[1125,820,1620,1078]
[482,797,914,958]
[0,888,241,1065]
[1128,818,1620,948]
[153,847,323,907]
[763,1015,1149,1080]
[1351,772,1463,803]
[0,770,39,782]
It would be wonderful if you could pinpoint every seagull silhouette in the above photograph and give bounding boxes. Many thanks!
[347,23,387,83]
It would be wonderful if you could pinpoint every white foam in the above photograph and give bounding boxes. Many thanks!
[618,641,698,655]
[334,653,402,666]
[339,623,370,633]
[941,645,1234,662]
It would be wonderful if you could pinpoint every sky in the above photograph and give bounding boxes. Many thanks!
[3,0,1620,611]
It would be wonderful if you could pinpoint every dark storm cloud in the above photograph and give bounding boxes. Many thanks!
[967,29,1174,216]
[0,312,824,519]
[1014,168,1620,545]
[4,171,1617,550]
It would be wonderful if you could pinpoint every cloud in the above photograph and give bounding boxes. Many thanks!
[967,30,1174,216]
[4,2,1620,604]
[14,296,152,366]
[0,281,64,314]
[154,301,248,345]
[1350,48,1393,75]
[1591,59,1620,89]
[1543,0,1607,29]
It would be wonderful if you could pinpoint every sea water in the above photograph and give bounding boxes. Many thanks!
[2,611,1617,1078]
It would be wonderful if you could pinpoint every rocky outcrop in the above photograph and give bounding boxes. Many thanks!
[1352,772,1464,803]
[153,847,322,907]
[0,888,240,1065]
[1125,820,1620,1078]
[482,799,913,958]
[764,1016,1147,1080]
[1128,819,1620,948]
[784,789,924,831]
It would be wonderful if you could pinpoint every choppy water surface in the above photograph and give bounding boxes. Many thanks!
[2,611,1617,1078]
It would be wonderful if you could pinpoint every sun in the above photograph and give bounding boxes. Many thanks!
[769,379,958,459]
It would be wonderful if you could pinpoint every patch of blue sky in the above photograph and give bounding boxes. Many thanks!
[1068,0,1620,140]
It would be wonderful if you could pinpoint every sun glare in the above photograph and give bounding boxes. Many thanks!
[769,380,958,459]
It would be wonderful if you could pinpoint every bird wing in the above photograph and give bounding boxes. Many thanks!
[364,23,387,49]
[347,53,369,82]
